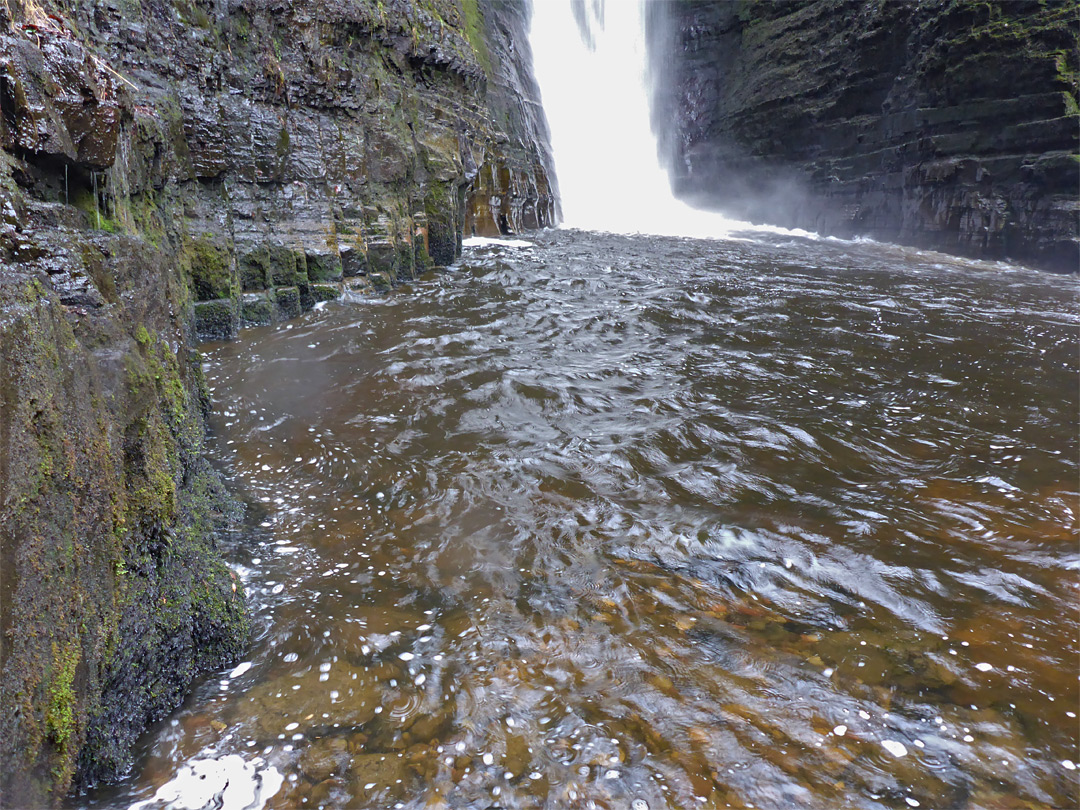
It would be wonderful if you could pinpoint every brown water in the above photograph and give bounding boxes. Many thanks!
[92,230,1078,810]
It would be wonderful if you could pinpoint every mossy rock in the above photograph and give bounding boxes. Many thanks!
[45,640,80,754]
[267,245,303,287]
[306,252,343,282]
[239,247,270,291]
[273,286,301,320]
[310,284,340,303]
[298,283,315,312]
[193,299,239,341]
[366,240,397,277]
[413,238,433,274]
[460,0,491,76]
[369,272,393,293]
[425,183,459,266]
[186,235,232,301]
[340,245,367,278]
[344,278,373,295]
[396,240,416,281]
[240,293,273,326]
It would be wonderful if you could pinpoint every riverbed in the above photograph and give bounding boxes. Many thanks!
[86,229,1078,810]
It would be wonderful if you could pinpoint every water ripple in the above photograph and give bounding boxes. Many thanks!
[86,230,1079,810]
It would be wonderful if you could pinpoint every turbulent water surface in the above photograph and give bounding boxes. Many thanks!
[88,230,1078,810]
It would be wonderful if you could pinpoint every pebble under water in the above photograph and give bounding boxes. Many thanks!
[88,229,1078,810]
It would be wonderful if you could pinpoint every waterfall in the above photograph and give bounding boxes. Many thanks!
[529,0,751,238]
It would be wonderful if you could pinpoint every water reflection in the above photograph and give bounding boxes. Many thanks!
[88,231,1078,810]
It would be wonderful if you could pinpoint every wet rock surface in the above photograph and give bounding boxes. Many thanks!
[646,0,1079,271]
[0,204,249,804]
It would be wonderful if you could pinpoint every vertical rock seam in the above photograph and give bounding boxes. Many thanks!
[0,0,555,805]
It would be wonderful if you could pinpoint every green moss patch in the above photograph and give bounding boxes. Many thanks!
[193,299,239,341]
[310,283,341,303]
[45,641,80,752]
[241,293,274,325]
[239,248,271,290]
[186,235,233,301]
[273,286,301,319]
[460,0,491,76]
[306,252,344,282]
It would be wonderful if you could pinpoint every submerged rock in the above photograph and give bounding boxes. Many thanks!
[241,659,401,741]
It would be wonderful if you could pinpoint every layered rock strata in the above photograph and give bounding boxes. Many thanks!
[647,0,1078,271]
[0,0,554,804]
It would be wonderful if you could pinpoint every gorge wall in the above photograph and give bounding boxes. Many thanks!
[0,0,553,804]
[647,0,1079,272]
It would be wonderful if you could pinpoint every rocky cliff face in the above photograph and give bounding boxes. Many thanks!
[647,0,1078,272]
[0,0,553,804]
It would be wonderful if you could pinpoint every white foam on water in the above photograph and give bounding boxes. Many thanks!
[881,740,909,758]
[462,236,535,248]
[228,661,253,679]
[129,754,283,810]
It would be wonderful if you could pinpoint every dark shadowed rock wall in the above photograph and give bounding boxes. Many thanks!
[647,0,1078,271]
[466,0,559,235]
[0,0,554,804]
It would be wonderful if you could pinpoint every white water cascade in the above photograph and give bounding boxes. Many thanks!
[529,0,753,237]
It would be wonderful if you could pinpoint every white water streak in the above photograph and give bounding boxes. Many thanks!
[530,0,804,240]
[129,755,283,810]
